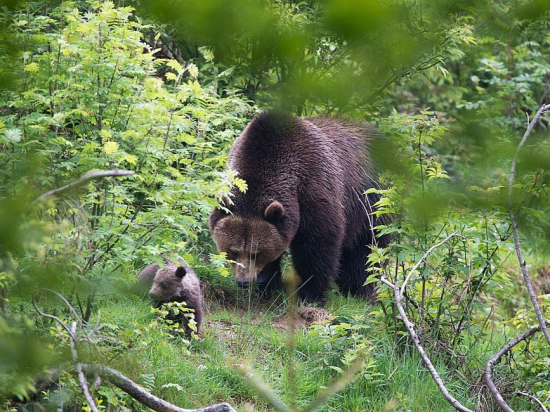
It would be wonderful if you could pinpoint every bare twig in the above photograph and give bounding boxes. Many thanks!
[484,322,550,412]
[508,103,550,346]
[380,233,472,412]
[33,289,84,328]
[34,292,99,411]
[32,169,135,205]
[515,391,549,412]
[33,288,99,352]
[400,232,459,294]
[82,364,236,412]
[32,291,76,337]
[381,276,474,412]
[71,322,99,412]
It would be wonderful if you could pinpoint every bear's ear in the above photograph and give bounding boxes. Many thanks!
[175,266,187,279]
[264,201,285,223]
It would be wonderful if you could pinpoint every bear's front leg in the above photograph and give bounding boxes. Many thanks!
[255,257,282,299]
[290,234,342,305]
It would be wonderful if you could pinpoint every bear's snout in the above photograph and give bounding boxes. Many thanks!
[236,278,251,288]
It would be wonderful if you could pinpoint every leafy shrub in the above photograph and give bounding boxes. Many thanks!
[0,1,253,289]
[368,110,516,373]
[152,300,199,341]
[508,296,550,407]
[0,0,252,402]
[309,315,383,386]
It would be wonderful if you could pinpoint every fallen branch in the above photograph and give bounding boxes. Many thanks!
[34,291,237,412]
[82,364,236,412]
[32,169,135,205]
[484,322,549,412]
[508,103,550,347]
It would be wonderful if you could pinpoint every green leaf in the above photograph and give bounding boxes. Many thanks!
[165,72,178,81]
[2,129,22,144]
[103,141,119,155]
[24,62,39,72]
[188,64,199,79]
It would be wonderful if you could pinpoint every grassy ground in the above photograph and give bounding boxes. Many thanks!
[6,248,547,410]
[91,272,525,412]
[74,250,550,412]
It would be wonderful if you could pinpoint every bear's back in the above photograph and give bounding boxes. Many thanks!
[229,112,377,218]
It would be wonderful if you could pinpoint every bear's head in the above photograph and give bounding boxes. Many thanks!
[209,201,290,287]
[148,264,188,302]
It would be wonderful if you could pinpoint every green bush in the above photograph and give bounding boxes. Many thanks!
[0,0,252,402]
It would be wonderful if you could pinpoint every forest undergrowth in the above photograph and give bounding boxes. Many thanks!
[1,1,550,411]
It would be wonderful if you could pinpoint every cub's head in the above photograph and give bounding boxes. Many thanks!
[209,201,290,288]
[148,265,188,302]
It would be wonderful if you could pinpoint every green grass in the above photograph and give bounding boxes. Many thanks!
[73,256,550,412]
[90,286,504,412]
[14,266,542,412]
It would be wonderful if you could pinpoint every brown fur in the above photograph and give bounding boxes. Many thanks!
[138,261,204,336]
[136,262,159,293]
[209,111,390,304]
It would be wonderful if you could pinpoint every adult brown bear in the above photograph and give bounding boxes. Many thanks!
[209,111,390,304]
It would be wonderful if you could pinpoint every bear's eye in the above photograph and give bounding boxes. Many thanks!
[160,282,169,290]
[228,251,239,260]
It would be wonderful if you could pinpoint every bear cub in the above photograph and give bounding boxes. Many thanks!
[137,260,204,337]
[210,110,390,304]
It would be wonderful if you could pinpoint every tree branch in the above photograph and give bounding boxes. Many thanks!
[71,322,99,412]
[515,391,549,412]
[484,322,550,412]
[82,364,236,412]
[34,291,99,411]
[381,233,472,412]
[32,169,135,206]
[400,232,459,294]
[381,276,474,412]
[508,103,550,346]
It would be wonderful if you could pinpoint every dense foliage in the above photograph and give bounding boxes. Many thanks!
[0,0,253,400]
[1,0,549,410]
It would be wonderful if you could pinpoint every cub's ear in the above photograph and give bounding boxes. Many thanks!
[175,266,187,279]
[264,201,285,223]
